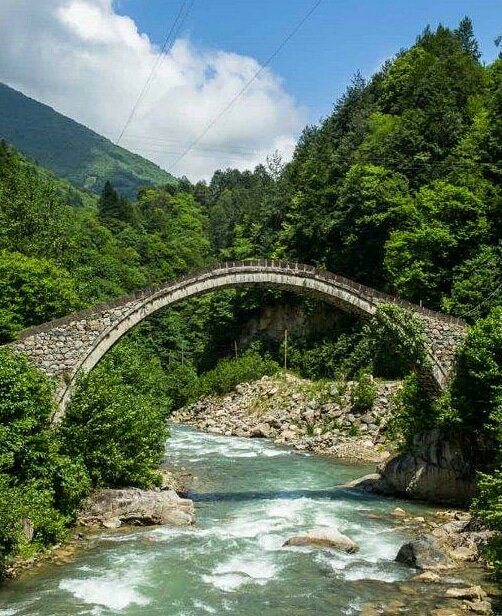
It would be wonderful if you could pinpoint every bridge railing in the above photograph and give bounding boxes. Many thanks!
[13,260,465,340]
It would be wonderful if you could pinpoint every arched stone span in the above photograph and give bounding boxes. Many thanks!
[9,261,466,414]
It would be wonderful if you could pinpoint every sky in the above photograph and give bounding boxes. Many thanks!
[0,0,500,180]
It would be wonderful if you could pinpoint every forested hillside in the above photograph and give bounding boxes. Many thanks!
[0,20,501,578]
[196,21,501,321]
[0,82,176,198]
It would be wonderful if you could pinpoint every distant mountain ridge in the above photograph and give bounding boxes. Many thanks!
[0,82,176,198]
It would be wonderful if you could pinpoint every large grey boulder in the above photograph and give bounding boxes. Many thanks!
[395,535,454,570]
[79,488,195,528]
[283,528,359,553]
[347,430,477,506]
[379,430,477,506]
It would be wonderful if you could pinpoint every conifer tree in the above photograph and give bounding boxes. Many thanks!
[98,180,122,220]
[455,17,481,61]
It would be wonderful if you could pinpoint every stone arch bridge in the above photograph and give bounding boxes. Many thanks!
[9,261,466,414]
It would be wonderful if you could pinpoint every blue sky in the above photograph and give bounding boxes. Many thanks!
[118,0,501,124]
[0,0,499,178]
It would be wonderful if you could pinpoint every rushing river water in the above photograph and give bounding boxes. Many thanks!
[0,425,471,615]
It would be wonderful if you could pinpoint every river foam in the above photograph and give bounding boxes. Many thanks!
[59,554,154,611]
[202,552,280,592]
[166,426,291,463]
[59,575,150,611]
[0,426,439,615]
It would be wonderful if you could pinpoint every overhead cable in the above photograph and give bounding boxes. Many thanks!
[167,0,324,172]
[116,0,195,145]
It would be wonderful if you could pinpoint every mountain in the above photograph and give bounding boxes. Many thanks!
[0,82,176,198]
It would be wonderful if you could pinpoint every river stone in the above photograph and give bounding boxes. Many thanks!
[395,535,454,570]
[102,517,122,529]
[283,529,359,553]
[445,586,487,601]
[411,571,441,583]
[79,488,196,528]
[281,429,297,441]
[461,600,492,614]
[250,423,272,438]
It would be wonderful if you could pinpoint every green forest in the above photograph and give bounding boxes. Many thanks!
[0,20,501,578]
[0,82,176,198]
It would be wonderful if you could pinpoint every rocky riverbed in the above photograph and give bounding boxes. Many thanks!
[382,508,497,613]
[170,373,500,613]
[173,372,400,463]
[1,425,498,615]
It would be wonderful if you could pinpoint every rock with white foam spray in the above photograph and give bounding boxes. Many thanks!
[283,528,359,553]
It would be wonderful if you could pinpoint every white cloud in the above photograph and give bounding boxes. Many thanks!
[0,0,305,179]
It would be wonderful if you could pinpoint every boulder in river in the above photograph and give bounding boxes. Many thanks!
[378,430,477,506]
[283,528,359,553]
[78,488,195,528]
[395,535,454,570]
[345,430,479,506]
[250,423,272,438]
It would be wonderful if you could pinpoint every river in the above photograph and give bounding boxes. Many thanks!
[0,425,462,615]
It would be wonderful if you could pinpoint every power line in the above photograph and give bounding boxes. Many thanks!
[167,0,324,172]
[125,135,502,167]
[123,134,261,152]
[116,0,195,145]
[124,135,261,156]
[461,281,502,318]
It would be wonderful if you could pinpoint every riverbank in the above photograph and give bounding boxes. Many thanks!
[173,372,399,464]
[2,468,195,581]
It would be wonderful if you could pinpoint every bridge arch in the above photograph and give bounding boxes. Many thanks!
[10,261,466,415]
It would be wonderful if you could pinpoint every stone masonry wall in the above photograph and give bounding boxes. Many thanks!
[11,303,141,400]
[6,261,467,409]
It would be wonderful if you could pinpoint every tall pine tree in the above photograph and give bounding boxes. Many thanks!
[98,181,121,220]
[455,17,481,61]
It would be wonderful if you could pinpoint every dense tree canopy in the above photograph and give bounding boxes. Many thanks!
[202,23,500,322]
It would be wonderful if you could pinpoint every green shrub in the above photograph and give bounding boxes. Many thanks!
[291,335,358,380]
[0,349,89,574]
[61,340,170,488]
[350,372,378,413]
[386,374,457,446]
[0,476,69,568]
[197,349,280,398]
[164,362,199,410]
[471,470,502,579]
[450,307,502,434]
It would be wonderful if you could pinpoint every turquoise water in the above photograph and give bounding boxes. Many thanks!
[0,426,451,615]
